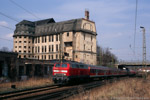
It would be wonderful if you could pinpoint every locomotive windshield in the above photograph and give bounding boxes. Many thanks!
[62,64,67,67]
[55,63,67,67]
[55,64,60,67]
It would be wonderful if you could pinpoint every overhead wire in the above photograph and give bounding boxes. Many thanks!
[0,12,15,41]
[0,25,14,42]
[0,11,19,22]
[9,0,40,20]
[0,25,14,30]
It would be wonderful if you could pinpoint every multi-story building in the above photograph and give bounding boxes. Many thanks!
[13,11,97,65]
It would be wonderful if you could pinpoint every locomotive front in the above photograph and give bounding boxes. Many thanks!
[52,63,70,84]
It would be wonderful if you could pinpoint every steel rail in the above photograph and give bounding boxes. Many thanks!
[0,84,59,100]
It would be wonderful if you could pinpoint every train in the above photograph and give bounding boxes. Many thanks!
[52,61,136,84]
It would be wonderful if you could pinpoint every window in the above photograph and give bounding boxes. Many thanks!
[64,42,72,47]
[19,50,21,52]
[15,46,17,48]
[42,36,44,43]
[45,55,46,59]
[29,41,30,43]
[84,34,85,40]
[24,36,26,38]
[38,46,40,53]
[72,64,79,68]
[49,45,51,52]
[56,35,58,41]
[84,44,85,50]
[45,46,46,52]
[24,46,26,48]
[29,46,30,49]
[49,36,51,42]
[52,35,53,42]
[19,36,21,38]
[91,46,92,52]
[19,41,21,43]
[19,46,21,48]
[35,47,37,53]
[52,45,53,52]
[24,41,26,43]
[49,55,50,59]
[56,54,58,59]
[24,55,26,58]
[56,44,58,51]
[24,51,26,53]
[42,55,43,59]
[45,36,47,42]
[80,65,84,68]
[15,41,17,43]
[56,64,60,67]
[52,55,53,59]
[76,55,78,58]
[29,51,30,53]
[38,37,40,43]
[42,46,44,53]
[32,47,34,53]
[67,32,69,37]
[62,64,67,67]
[91,35,93,41]
[19,55,21,58]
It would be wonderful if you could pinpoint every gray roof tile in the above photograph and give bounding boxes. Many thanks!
[14,18,96,36]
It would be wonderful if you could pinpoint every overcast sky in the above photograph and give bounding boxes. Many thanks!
[0,0,150,61]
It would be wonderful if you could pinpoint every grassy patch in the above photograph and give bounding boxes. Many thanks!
[0,77,53,93]
[68,76,150,100]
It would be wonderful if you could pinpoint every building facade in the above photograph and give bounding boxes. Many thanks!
[13,11,97,65]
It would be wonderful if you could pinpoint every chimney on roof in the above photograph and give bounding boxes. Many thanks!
[85,10,89,20]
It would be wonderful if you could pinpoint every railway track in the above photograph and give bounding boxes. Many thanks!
[23,81,105,100]
[0,84,59,100]
[0,77,130,100]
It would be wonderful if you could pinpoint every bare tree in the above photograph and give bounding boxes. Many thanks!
[0,47,9,52]
[97,44,118,67]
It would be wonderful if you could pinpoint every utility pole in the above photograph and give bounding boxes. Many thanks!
[140,26,147,77]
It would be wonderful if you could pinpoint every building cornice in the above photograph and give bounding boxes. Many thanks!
[73,50,97,54]
[13,29,97,37]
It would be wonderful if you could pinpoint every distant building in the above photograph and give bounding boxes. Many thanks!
[0,51,58,80]
[13,11,97,65]
[0,51,18,79]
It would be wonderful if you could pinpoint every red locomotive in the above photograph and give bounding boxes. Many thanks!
[52,61,136,84]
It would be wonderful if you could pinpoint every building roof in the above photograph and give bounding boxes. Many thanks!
[35,18,83,36]
[16,20,35,26]
[35,18,55,25]
[14,18,96,37]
